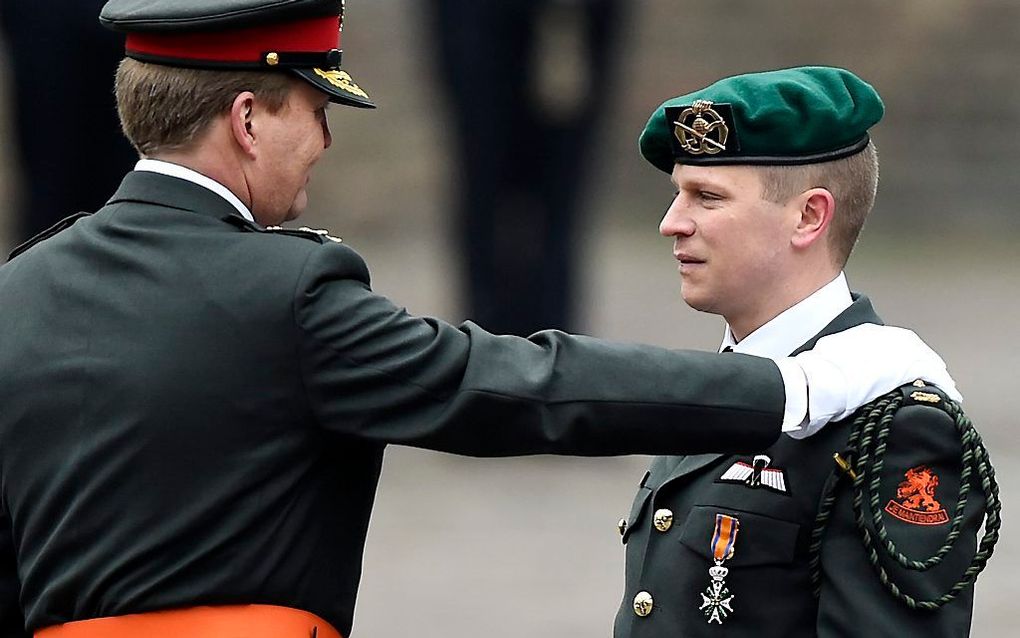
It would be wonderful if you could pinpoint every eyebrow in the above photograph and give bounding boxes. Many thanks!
[677,178,726,192]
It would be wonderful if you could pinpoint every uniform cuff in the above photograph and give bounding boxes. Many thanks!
[774,357,807,433]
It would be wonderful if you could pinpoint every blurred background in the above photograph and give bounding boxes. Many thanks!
[0,0,1016,635]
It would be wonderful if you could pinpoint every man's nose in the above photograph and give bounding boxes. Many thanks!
[659,197,695,237]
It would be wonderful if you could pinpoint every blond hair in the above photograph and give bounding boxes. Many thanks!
[115,58,292,156]
[756,142,879,266]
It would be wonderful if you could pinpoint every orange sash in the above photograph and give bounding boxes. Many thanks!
[35,604,342,638]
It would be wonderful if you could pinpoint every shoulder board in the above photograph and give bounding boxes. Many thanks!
[8,212,92,262]
[899,379,950,408]
[221,215,342,244]
[264,225,343,244]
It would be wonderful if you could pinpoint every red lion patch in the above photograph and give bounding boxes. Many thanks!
[884,465,950,526]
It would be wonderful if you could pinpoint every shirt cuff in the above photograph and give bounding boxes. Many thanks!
[774,357,807,433]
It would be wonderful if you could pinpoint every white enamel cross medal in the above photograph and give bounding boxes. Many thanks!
[699,513,739,624]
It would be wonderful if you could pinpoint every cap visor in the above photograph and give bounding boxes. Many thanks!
[292,67,375,108]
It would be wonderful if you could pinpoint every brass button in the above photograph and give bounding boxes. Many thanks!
[618,517,628,536]
[653,508,673,533]
[265,52,280,66]
[633,591,654,617]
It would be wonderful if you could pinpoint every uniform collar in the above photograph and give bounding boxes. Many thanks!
[720,272,853,358]
[135,158,255,223]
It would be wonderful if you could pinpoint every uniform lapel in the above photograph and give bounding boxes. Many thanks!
[790,293,882,355]
[656,295,883,486]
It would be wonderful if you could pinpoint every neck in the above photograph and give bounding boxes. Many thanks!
[726,265,840,342]
[151,127,251,210]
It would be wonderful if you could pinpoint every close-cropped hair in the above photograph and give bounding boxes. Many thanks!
[756,142,879,267]
[115,58,292,156]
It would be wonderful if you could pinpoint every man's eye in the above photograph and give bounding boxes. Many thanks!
[699,191,722,201]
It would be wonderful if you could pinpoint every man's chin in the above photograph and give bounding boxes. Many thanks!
[286,192,309,221]
[680,289,717,314]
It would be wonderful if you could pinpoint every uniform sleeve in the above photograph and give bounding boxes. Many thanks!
[1,501,28,638]
[816,395,984,637]
[294,244,787,457]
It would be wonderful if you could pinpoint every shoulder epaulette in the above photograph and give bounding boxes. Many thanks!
[264,225,343,244]
[221,215,342,244]
[7,212,91,262]
[813,379,1000,611]
[899,379,949,408]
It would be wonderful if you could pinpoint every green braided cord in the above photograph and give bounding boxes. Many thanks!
[808,399,881,593]
[860,394,971,571]
[809,389,1002,610]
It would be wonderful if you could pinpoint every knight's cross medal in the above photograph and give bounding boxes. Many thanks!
[699,513,739,624]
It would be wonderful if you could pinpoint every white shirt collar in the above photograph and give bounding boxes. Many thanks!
[134,158,256,223]
[720,272,853,358]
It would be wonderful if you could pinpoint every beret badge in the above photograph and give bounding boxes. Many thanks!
[673,100,730,156]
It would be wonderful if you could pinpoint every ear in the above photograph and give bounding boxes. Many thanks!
[790,187,835,251]
[228,91,258,159]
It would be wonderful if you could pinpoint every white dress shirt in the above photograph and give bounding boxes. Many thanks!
[135,158,256,224]
[721,273,854,437]
[720,273,853,358]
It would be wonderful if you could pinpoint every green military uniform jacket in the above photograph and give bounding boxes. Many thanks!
[614,297,984,638]
[0,171,790,637]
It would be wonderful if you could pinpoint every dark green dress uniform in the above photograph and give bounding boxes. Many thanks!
[614,297,985,637]
[0,2,803,635]
[617,66,993,637]
[0,170,789,637]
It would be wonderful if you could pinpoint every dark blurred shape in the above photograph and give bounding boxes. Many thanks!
[427,0,627,336]
[0,0,136,242]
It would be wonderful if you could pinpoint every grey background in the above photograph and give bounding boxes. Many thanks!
[1,0,1016,635]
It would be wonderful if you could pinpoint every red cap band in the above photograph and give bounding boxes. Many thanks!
[125,15,341,64]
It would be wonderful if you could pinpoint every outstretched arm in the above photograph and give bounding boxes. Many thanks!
[295,245,959,455]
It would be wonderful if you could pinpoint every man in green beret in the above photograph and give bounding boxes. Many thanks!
[0,4,964,636]
[615,66,986,637]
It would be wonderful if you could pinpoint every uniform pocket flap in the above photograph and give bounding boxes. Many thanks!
[678,505,800,567]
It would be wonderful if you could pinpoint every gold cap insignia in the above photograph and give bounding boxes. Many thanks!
[313,68,369,99]
[673,100,730,155]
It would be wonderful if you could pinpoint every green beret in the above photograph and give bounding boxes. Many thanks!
[639,66,884,172]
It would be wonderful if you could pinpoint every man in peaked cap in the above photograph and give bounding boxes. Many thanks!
[615,67,987,638]
[0,3,961,635]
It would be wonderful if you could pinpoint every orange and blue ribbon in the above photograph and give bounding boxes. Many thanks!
[711,514,740,562]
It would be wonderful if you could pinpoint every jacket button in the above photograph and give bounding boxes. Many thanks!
[633,591,654,617]
[618,517,628,536]
[653,508,673,532]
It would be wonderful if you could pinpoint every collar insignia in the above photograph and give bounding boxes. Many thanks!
[717,455,788,494]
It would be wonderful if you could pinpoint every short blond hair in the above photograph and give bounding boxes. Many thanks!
[115,58,292,156]
[756,142,879,266]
